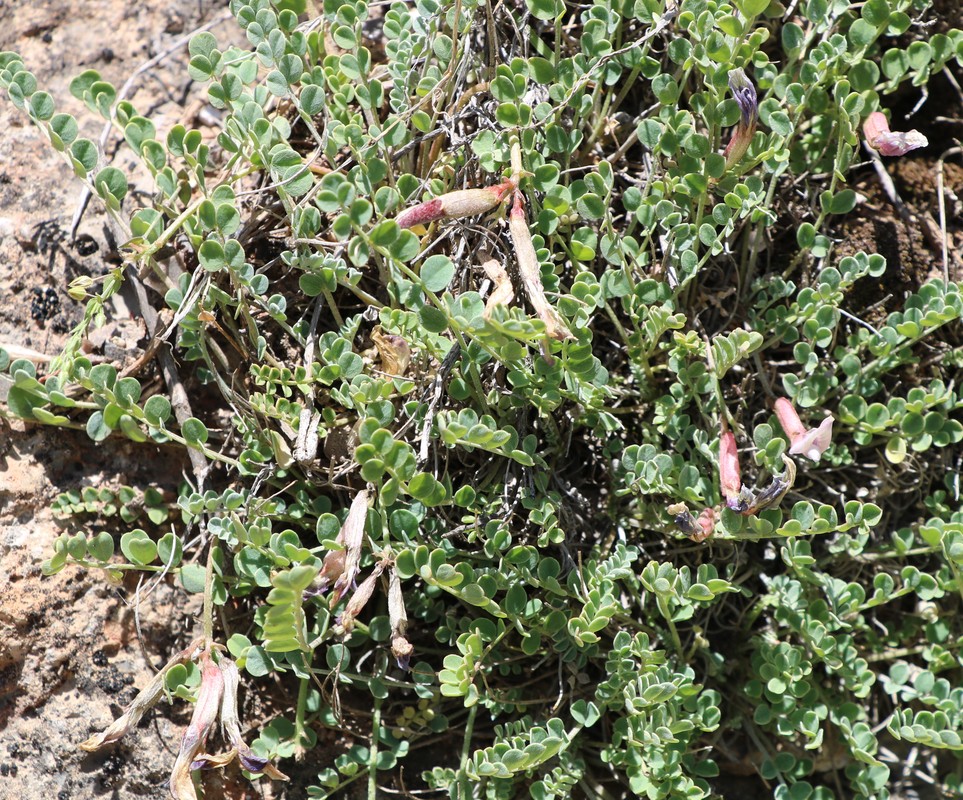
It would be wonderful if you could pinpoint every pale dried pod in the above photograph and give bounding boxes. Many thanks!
[330,488,370,604]
[509,192,574,341]
[479,250,515,319]
[79,636,205,752]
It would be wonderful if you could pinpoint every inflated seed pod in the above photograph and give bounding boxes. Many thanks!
[396,181,514,229]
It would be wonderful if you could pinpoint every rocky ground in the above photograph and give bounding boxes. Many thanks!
[0,3,276,798]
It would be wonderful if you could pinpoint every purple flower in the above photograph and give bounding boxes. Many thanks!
[724,68,758,168]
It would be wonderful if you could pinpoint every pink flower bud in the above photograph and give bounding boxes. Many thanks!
[863,111,928,157]
[774,398,834,461]
[773,398,807,440]
[696,507,717,539]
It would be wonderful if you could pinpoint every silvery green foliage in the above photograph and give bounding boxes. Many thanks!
[2,0,963,797]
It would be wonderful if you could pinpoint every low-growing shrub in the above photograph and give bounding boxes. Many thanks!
[2,0,963,797]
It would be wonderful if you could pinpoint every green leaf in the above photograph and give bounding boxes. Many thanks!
[408,472,447,506]
[69,69,100,100]
[87,532,115,562]
[28,91,54,121]
[70,138,98,175]
[181,417,209,444]
[114,377,142,406]
[849,19,877,48]
[5,385,45,419]
[120,529,157,565]
[199,239,225,270]
[180,562,207,593]
[735,0,770,16]
[418,305,449,333]
[525,0,563,19]
[421,255,455,292]
[144,394,172,424]
[157,533,184,567]
[86,410,112,442]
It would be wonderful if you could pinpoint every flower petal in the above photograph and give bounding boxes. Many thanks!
[788,416,834,461]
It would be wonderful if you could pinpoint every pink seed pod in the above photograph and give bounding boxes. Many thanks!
[171,652,224,800]
[396,181,515,229]
[719,430,742,505]
[863,111,928,157]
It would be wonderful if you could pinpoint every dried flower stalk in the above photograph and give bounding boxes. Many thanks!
[371,326,411,377]
[80,636,205,751]
[744,455,796,515]
[509,191,574,341]
[388,567,414,669]
[479,250,515,319]
[339,561,386,632]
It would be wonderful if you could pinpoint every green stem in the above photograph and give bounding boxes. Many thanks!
[202,539,216,648]
[295,674,310,750]
[457,703,478,800]
[368,695,383,800]
[656,594,684,658]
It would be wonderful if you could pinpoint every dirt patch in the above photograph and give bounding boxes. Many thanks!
[0,3,263,799]
[833,67,963,322]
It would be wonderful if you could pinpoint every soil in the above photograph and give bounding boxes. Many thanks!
[1,3,962,800]
[833,67,963,317]
[0,3,274,799]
